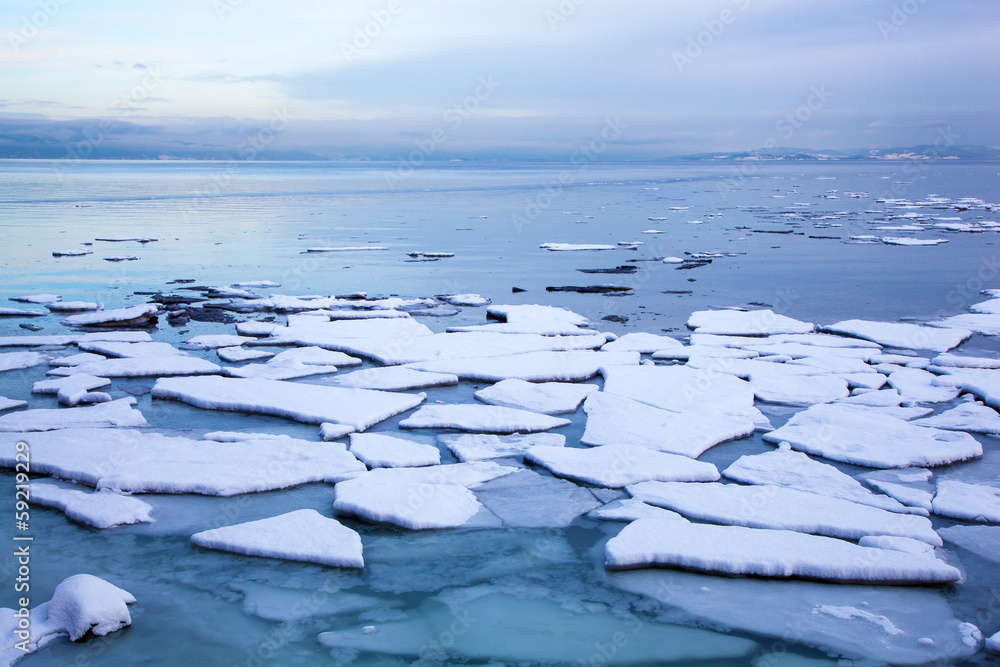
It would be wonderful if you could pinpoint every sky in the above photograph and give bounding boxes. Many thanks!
[0,0,997,159]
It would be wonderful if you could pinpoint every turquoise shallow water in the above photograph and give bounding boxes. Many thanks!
[1,159,999,666]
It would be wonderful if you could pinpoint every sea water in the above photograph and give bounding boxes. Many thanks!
[0,159,998,665]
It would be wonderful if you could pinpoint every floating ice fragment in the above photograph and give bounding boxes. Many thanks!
[349,433,441,468]
[440,433,565,461]
[0,398,145,432]
[330,366,458,391]
[61,304,158,327]
[526,444,719,487]
[688,309,814,335]
[399,404,570,433]
[821,319,970,352]
[474,379,597,414]
[30,482,153,528]
[0,351,50,372]
[932,480,1000,523]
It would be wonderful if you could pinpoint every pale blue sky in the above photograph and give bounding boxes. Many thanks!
[0,0,997,157]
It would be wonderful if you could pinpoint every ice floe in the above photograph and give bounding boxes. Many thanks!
[928,366,1000,410]
[348,433,441,468]
[931,353,1000,369]
[0,574,135,664]
[216,346,274,363]
[687,309,814,335]
[407,350,639,382]
[859,469,936,514]
[888,368,960,403]
[628,481,943,544]
[587,498,688,523]
[46,301,99,312]
[77,341,188,358]
[931,313,1000,336]
[10,294,61,304]
[474,379,597,414]
[939,525,1000,565]
[399,404,570,433]
[440,433,565,461]
[222,358,341,380]
[182,334,256,349]
[0,307,46,317]
[152,376,425,430]
[525,444,719,487]
[48,356,221,378]
[319,423,356,441]
[30,482,153,529]
[821,319,971,352]
[61,304,159,327]
[191,509,364,568]
[605,520,958,582]
[0,429,366,495]
[329,366,459,391]
[724,445,915,514]
[0,397,26,412]
[762,403,982,468]
[751,374,849,406]
[581,391,754,457]
[881,237,949,246]
[912,402,1000,434]
[932,480,1000,523]
[0,398,146,432]
[439,294,490,306]
[305,246,388,252]
[539,243,615,251]
[0,351,50,373]
[600,332,684,353]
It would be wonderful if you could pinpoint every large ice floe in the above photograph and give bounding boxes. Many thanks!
[524,444,719,487]
[821,319,971,351]
[29,482,153,528]
[687,309,814,335]
[332,463,516,529]
[473,379,597,414]
[399,403,570,433]
[152,375,425,430]
[0,429,365,495]
[723,444,917,514]
[191,509,364,568]
[605,519,958,582]
[0,575,135,665]
[627,481,943,544]
[762,403,982,468]
[0,398,146,432]
[581,391,755,457]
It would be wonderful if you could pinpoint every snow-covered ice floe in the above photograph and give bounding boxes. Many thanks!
[329,366,459,391]
[474,379,597,414]
[0,398,146,432]
[348,432,441,468]
[627,481,943,545]
[751,374,849,406]
[932,480,1000,523]
[399,404,570,433]
[440,433,565,461]
[407,350,637,382]
[821,319,971,352]
[0,397,27,413]
[928,366,1000,410]
[29,482,153,528]
[0,575,135,665]
[47,356,221,378]
[859,468,936,514]
[0,429,366,495]
[762,403,982,468]
[601,332,684,353]
[525,444,719,487]
[539,243,615,251]
[581,391,755,458]
[61,304,159,327]
[587,498,688,523]
[191,509,364,568]
[0,352,50,373]
[723,444,916,514]
[912,401,1000,434]
[152,375,425,430]
[605,519,958,582]
[687,309,814,336]
[333,463,516,529]
[0,308,46,317]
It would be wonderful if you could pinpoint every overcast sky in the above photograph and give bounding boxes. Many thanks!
[1,0,997,158]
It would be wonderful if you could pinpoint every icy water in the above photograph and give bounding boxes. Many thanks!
[1,159,999,666]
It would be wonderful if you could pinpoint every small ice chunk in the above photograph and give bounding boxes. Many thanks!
[217,346,274,363]
[474,379,597,414]
[0,351,50,372]
[539,243,615,251]
[152,376,425,430]
[267,347,363,366]
[191,509,364,568]
[628,481,943,545]
[581,391,754,458]
[407,349,638,383]
[987,631,1000,655]
[931,353,1000,369]
[439,294,490,306]
[0,307,46,317]
[440,433,566,461]
[77,341,188,358]
[182,334,256,349]
[821,319,971,352]
[32,373,111,396]
[333,470,485,529]
[222,359,340,380]
[399,404,570,433]
[751,374,849,406]
[932,480,1000,523]
[0,398,145,432]
[525,444,719,487]
[61,304,159,327]
[587,498,689,523]
[762,403,982,468]
[604,520,959,583]
[888,368,960,403]
[11,294,61,304]
[49,352,107,367]
[330,367,459,391]
[47,301,99,312]
[30,482,153,528]
[881,237,948,246]
[320,423,356,441]
[349,433,441,468]
[687,309,814,335]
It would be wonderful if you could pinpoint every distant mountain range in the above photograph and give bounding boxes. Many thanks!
[663,145,1000,161]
